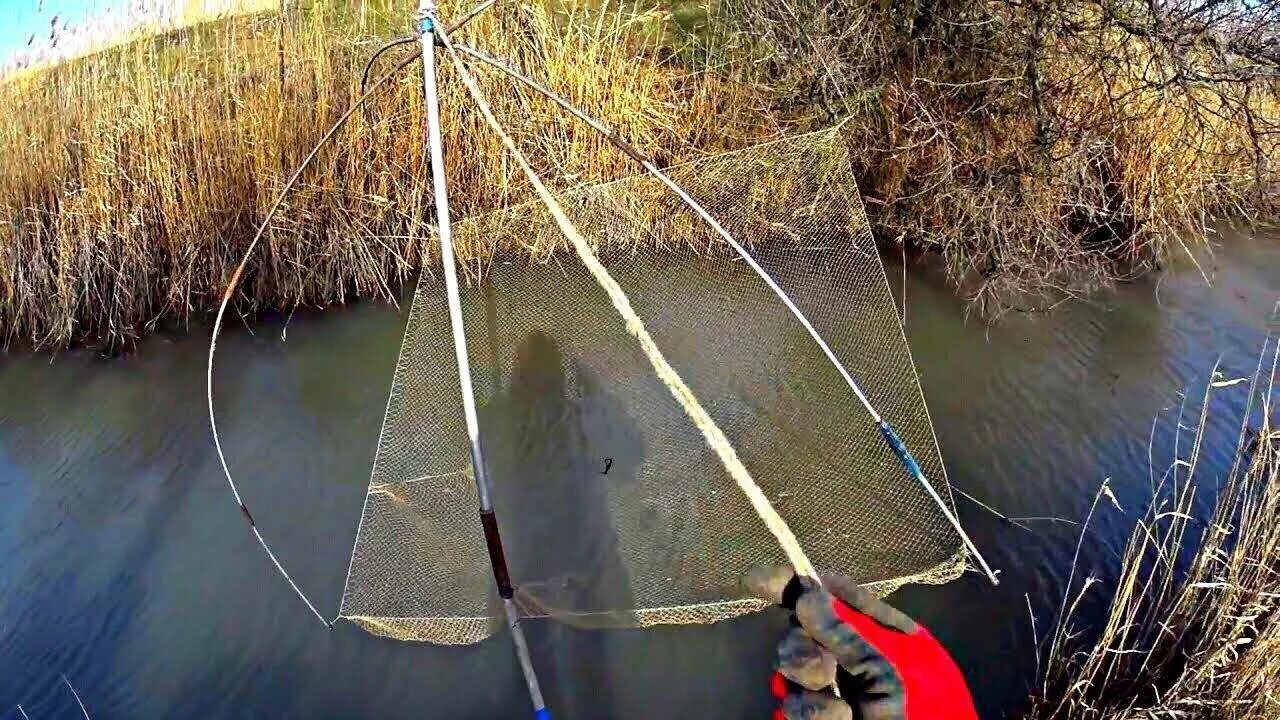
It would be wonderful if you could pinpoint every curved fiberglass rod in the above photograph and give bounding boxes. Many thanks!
[205,3,498,630]
[205,50,422,629]
[453,43,1000,585]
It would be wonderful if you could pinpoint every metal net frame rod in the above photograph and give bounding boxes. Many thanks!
[201,0,497,633]
[453,44,1000,586]
[417,5,549,717]
[204,45,425,631]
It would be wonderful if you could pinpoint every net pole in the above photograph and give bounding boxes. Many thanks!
[416,6,549,718]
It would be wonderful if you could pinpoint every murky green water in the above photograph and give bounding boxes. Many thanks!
[1,231,1276,718]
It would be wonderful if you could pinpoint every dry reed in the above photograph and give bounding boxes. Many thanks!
[1026,338,1280,719]
[0,0,765,347]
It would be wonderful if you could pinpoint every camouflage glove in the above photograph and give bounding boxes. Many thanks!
[748,567,978,720]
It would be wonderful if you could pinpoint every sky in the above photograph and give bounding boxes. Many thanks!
[0,1,257,74]
[0,0,109,65]
[0,1,275,72]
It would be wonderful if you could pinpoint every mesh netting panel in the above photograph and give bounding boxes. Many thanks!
[339,128,964,644]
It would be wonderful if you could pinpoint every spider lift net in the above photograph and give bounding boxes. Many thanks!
[338,128,964,644]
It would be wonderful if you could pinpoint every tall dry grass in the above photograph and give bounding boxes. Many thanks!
[1026,339,1280,719]
[0,0,765,347]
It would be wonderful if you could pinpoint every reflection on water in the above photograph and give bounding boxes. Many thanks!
[890,231,1278,716]
[0,230,1276,718]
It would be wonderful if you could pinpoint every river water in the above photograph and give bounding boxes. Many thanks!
[1,231,1276,719]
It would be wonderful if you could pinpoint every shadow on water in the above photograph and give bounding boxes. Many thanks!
[0,229,1275,718]
[479,329,639,716]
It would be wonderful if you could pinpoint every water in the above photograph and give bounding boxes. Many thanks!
[0,231,1275,718]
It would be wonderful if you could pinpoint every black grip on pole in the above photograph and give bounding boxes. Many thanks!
[239,503,257,527]
[612,134,650,164]
[480,510,514,599]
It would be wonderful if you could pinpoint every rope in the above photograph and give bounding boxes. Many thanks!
[435,23,820,581]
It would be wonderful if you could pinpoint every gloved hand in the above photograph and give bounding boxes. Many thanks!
[747,567,978,720]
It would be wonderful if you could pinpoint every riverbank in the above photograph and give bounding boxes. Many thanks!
[1,0,1276,348]
[0,0,772,347]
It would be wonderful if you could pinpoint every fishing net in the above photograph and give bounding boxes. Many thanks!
[338,127,965,645]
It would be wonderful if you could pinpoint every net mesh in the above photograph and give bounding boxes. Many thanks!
[338,127,965,644]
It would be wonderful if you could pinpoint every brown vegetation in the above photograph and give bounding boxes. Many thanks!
[0,0,765,347]
[733,0,1280,315]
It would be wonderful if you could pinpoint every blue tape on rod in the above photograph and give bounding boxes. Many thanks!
[878,420,924,479]
[534,709,552,720]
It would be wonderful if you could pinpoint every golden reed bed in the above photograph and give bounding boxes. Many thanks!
[0,0,769,347]
[1027,353,1280,720]
[1,0,1274,347]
